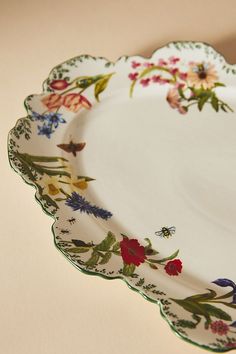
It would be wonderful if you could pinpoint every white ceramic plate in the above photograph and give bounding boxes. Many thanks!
[8,42,236,352]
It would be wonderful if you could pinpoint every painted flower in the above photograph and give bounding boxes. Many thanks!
[169,56,180,65]
[164,259,182,276]
[128,72,139,81]
[37,124,54,138]
[210,320,229,335]
[166,88,187,114]
[157,59,168,66]
[45,113,66,128]
[178,72,188,81]
[212,278,236,304]
[41,93,64,111]
[50,79,69,90]
[131,61,141,69]
[140,78,150,87]
[143,62,154,68]
[65,192,112,220]
[39,175,61,196]
[188,62,218,89]
[170,67,179,76]
[120,238,146,266]
[62,176,88,193]
[63,93,91,112]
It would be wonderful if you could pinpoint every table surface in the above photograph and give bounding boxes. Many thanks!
[1,1,236,353]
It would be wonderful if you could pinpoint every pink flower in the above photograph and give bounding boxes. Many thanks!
[63,93,91,112]
[152,76,170,85]
[152,75,161,83]
[140,78,150,87]
[158,59,168,66]
[226,342,236,348]
[170,67,179,75]
[175,82,185,89]
[159,78,170,85]
[166,88,187,115]
[178,72,188,81]
[169,56,180,65]
[50,79,69,90]
[131,61,141,69]
[41,93,64,111]
[143,62,154,68]
[210,321,229,336]
[128,72,139,81]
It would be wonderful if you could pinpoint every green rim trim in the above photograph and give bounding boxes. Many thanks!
[8,41,236,352]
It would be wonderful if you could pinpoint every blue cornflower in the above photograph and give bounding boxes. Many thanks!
[37,124,54,139]
[212,278,236,304]
[45,113,66,128]
[66,192,112,220]
[31,111,47,122]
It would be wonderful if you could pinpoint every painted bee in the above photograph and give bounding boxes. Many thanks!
[155,226,176,239]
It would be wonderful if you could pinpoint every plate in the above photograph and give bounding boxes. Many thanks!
[8,42,236,352]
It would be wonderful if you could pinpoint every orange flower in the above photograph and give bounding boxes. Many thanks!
[41,93,64,111]
[188,62,218,89]
[63,94,91,112]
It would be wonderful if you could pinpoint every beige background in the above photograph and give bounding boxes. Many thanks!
[1,1,236,353]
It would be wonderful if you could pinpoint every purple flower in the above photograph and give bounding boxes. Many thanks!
[212,278,236,304]
[32,111,47,122]
[66,192,112,220]
[37,124,54,138]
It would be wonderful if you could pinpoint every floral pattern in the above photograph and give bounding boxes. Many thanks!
[8,42,236,352]
[31,73,114,138]
[129,57,233,114]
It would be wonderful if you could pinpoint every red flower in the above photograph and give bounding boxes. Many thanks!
[50,79,69,90]
[140,78,150,87]
[63,93,91,112]
[131,61,141,69]
[210,321,229,336]
[143,62,154,68]
[169,56,180,65]
[41,93,64,111]
[157,59,168,66]
[128,72,138,81]
[120,238,146,266]
[170,68,179,75]
[164,259,182,276]
[152,75,161,83]
[179,72,188,81]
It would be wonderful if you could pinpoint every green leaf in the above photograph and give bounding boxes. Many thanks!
[95,231,116,251]
[149,263,158,269]
[40,193,58,209]
[77,176,95,182]
[214,82,226,87]
[112,242,120,252]
[211,95,219,112]
[202,304,232,321]
[176,319,197,329]
[99,252,112,265]
[66,247,90,253]
[85,252,100,267]
[198,94,210,111]
[171,298,211,317]
[144,237,158,255]
[122,263,136,276]
[186,289,217,302]
[75,75,102,89]
[94,73,114,102]
[149,249,179,264]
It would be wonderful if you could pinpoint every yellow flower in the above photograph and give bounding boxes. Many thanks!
[188,62,218,89]
[39,175,61,196]
[59,175,88,194]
